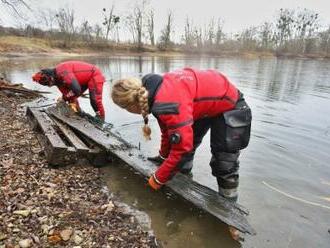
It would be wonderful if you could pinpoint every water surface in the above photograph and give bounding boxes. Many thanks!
[3,55,330,247]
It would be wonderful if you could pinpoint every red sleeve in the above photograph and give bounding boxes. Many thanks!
[56,65,81,100]
[88,79,104,118]
[157,119,170,158]
[154,111,194,184]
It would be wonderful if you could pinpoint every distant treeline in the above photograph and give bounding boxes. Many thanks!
[1,1,330,57]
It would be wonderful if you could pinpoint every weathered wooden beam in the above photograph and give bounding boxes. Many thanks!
[27,105,111,167]
[51,118,90,154]
[47,106,256,235]
[26,107,73,166]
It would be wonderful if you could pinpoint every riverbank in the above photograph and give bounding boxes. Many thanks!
[2,35,329,60]
[0,36,184,60]
[0,91,157,247]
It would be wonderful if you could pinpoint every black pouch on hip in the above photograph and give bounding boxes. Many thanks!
[223,106,252,152]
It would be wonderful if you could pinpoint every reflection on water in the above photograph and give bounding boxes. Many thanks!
[101,163,239,248]
[2,55,330,248]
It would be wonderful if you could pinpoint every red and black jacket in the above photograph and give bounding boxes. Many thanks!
[55,61,105,118]
[143,68,239,184]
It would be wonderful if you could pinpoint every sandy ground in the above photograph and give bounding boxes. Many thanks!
[0,91,158,247]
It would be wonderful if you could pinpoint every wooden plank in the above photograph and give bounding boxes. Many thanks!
[26,107,71,165]
[27,108,67,149]
[51,118,90,154]
[47,106,256,235]
[51,118,110,167]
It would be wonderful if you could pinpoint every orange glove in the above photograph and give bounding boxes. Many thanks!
[68,102,79,113]
[228,226,240,241]
[148,174,163,190]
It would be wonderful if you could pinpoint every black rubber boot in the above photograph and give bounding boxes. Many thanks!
[217,178,238,202]
[209,151,240,202]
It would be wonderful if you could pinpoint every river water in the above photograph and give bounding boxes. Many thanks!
[2,55,330,247]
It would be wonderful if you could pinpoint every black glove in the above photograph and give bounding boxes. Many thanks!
[94,112,104,125]
[147,155,165,165]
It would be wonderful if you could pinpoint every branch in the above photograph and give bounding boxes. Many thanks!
[1,0,31,18]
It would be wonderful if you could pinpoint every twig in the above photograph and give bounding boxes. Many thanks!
[30,174,41,186]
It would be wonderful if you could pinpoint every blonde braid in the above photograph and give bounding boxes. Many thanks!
[137,87,151,140]
[111,78,151,140]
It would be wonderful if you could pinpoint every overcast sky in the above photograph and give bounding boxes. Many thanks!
[1,0,330,41]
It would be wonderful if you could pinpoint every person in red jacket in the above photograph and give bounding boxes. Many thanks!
[112,68,252,201]
[32,61,106,119]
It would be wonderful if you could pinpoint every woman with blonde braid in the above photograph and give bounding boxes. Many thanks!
[111,77,152,139]
[111,68,252,200]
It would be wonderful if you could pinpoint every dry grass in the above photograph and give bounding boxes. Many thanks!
[0,35,183,57]
[0,36,53,53]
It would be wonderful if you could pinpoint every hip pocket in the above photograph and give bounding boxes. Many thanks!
[223,106,252,151]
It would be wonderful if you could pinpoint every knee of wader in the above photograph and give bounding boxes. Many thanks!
[217,174,239,189]
[210,151,240,178]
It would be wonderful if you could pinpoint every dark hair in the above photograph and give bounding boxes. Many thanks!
[41,68,55,78]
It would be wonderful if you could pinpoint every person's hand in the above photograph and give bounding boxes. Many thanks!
[57,96,64,103]
[148,174,163,190]
[94,111,104,125]
[147,154,165,165]
[95,111,104,120]
[228,226,242,241]
[68,102,79,113]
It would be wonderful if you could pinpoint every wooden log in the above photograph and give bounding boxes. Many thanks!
[47,106,256,235]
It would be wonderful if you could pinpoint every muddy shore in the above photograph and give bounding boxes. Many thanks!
[0,92,157,247]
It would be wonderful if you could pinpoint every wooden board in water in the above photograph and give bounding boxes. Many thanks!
[47,105,256,235]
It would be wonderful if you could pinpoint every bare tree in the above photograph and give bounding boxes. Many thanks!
[158,11,173,50]
[274,8,295,49]
[215,18,225,47]
[183,17,194,47]
[259,22,274,50]
[195,27,203,48]
[37,8,57,32]
[80,20,93,43]
[134,6,143,47]
[146,9,155,46]
[319,25,330,55]
[113,16,120,42]
[102,5,120,41]
[125,0,148,49]
[294,8,320,53]
[55,7,76,47]
[237,27,258,51]
[93,24,103,41]
[203,18,215,47]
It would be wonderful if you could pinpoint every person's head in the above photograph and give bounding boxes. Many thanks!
[111,77,151,140]
[32,68,56,86]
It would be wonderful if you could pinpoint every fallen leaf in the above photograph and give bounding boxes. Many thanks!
[48,234,62,244]
[60,229,73,241]
[13,210,30,217]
